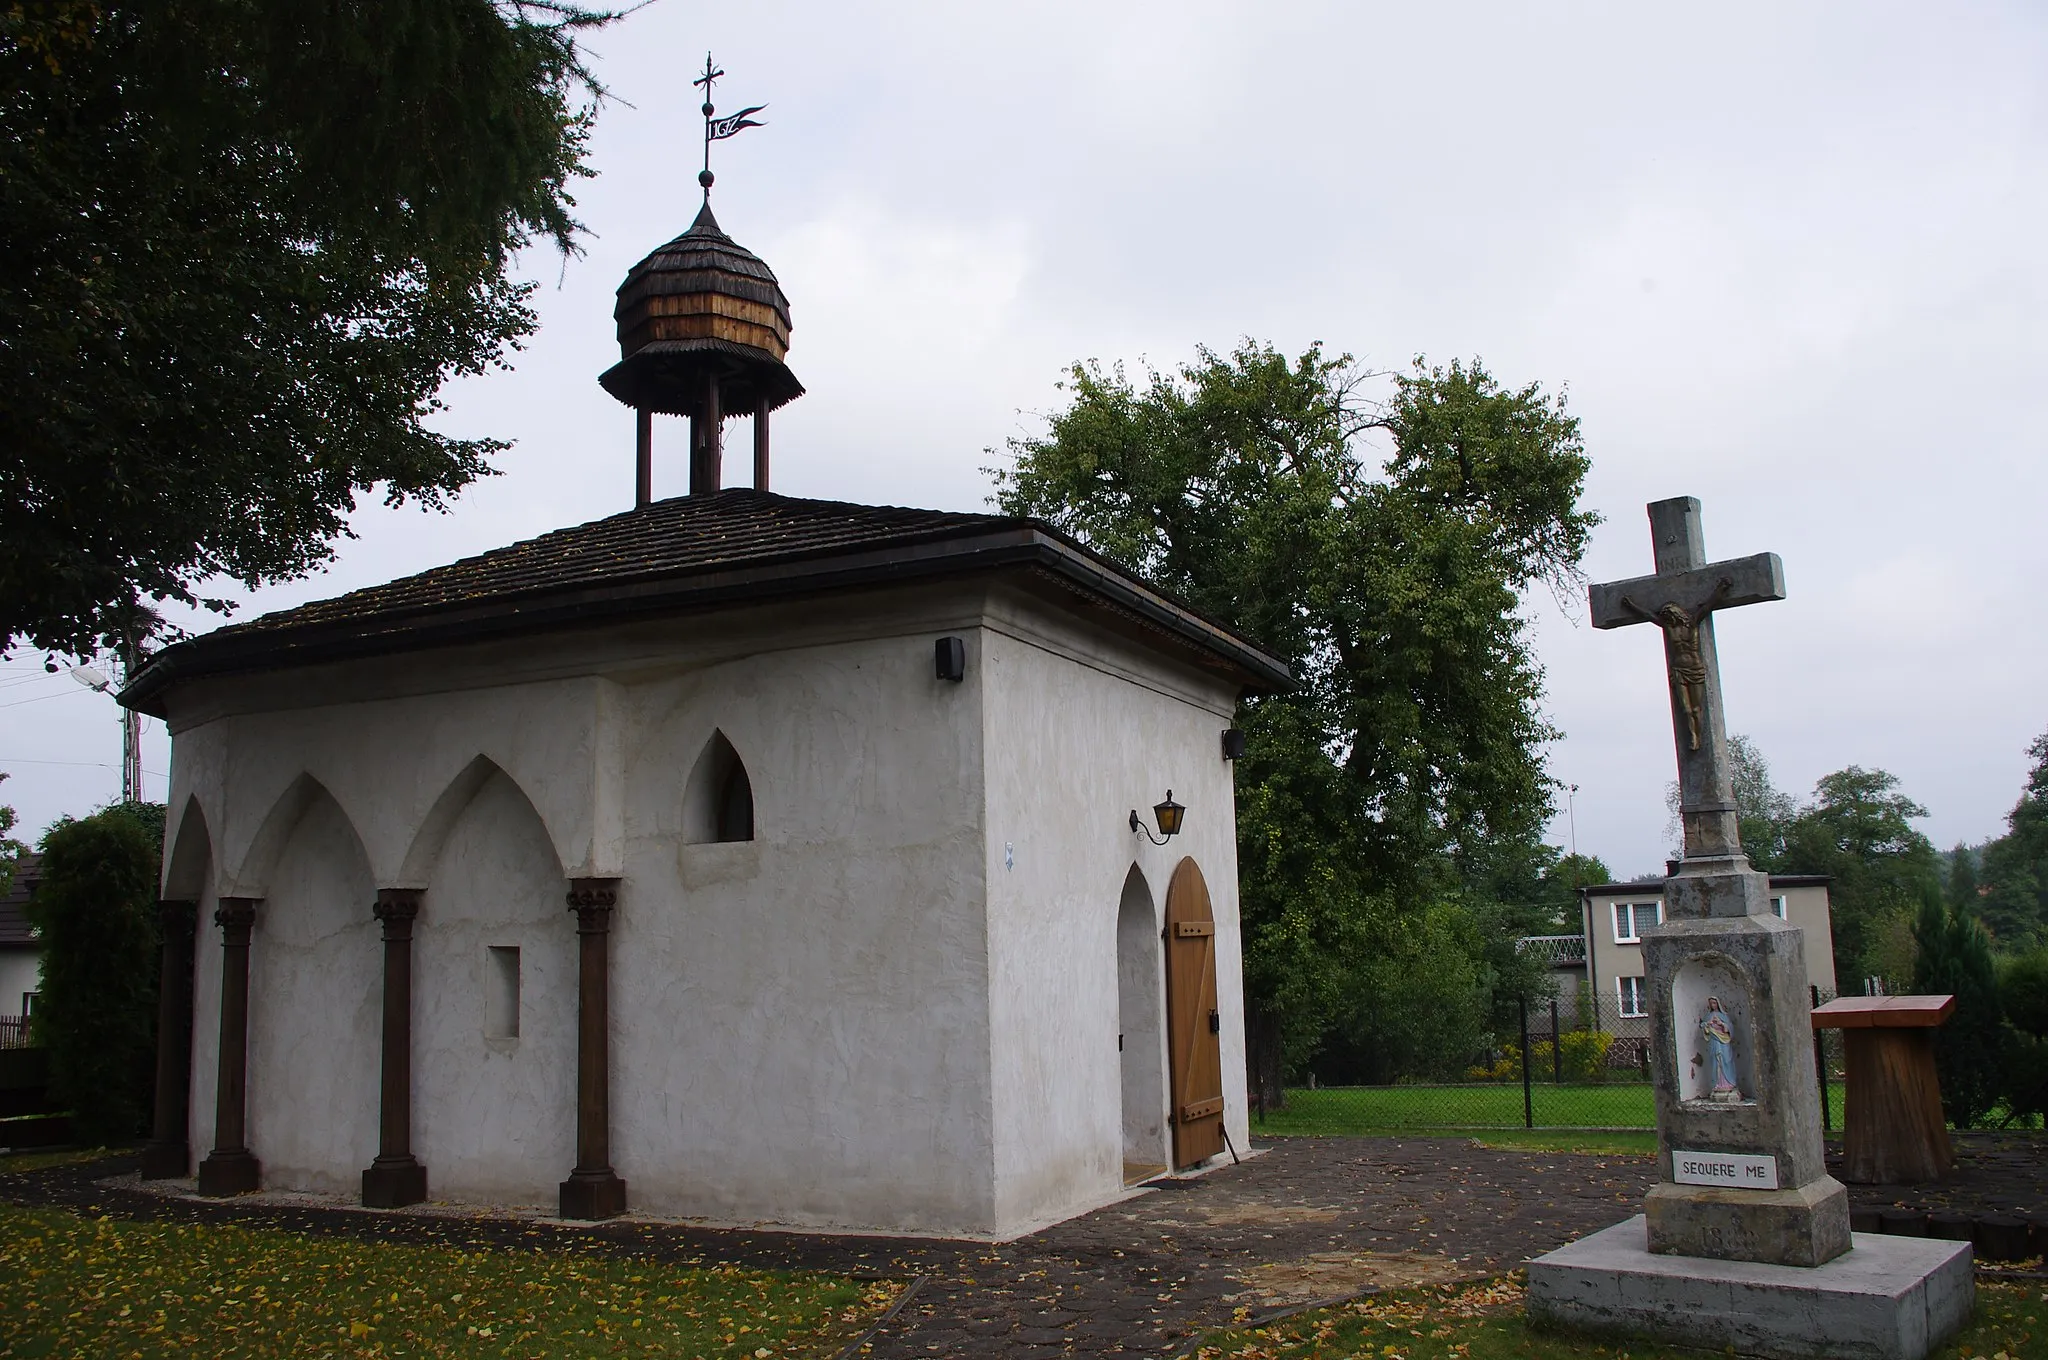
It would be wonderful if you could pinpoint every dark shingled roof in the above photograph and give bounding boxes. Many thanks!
[0,853,41,948]
[123,489,1290,714]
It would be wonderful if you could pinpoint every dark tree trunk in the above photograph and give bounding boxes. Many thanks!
[1246,997,1287,1114]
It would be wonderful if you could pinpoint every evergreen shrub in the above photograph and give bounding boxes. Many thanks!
[28,805,162,1141]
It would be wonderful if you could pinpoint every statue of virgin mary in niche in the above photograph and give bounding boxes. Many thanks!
[1699,996,1740,1101]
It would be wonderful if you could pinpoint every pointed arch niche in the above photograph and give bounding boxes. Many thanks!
[413,762,574,1204]
[683,730,754,844]
[243,776,379,1195]
[1116,864,1168,1180]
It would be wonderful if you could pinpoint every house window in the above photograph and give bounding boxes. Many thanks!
[1618,976,1648,1018]
[1613,901,1662,943]
[1770,896,1786,919]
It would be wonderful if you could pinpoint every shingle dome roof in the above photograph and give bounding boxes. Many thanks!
[597,202,803,417]
[120,490,1291,715]
[618,202,792,330]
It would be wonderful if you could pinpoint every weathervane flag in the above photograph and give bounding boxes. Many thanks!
[693,53,767,200]
[709,105,767,141]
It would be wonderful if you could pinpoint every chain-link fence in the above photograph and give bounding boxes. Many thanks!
[1253,987,1848,1137]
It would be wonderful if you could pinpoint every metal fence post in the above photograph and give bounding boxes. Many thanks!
[1519,995,1534,1129]
[1550,999,1562,1084]
[1811,983,1830,1133]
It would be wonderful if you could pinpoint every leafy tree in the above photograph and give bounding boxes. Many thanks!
[1536,852,1613,932]
[27,802,165,1140]
[2,0,616,658]
[1911,896,2005,1127]
[1981,730,2048,948]
[1778,767,1942,988]
[2000,947,2048,1040]
[991,342,1596,1094]
[0,773,26,898]
[1946,842,1978,912]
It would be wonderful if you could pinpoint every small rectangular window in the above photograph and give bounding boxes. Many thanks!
[1614,902,1660,943]
[1618,976,1648,1018]
[486,947,520,1039]
[1770,896,1786,919]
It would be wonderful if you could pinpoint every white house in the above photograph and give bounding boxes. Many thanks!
[122,203,1286,1239]
[1582,874,1839,1017]
[0,854,41,1035]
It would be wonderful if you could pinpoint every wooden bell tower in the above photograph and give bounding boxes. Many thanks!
[598,58,802,503]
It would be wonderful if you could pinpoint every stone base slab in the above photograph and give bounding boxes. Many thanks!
[1646,1176,1851,1267]
[559,1170,627,1221]
[1527,1216,1972,1360]
[196,1148,261,1197]
[361,1156,429,1208]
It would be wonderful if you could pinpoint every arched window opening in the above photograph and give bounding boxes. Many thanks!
[685,730,756,844]
[717,759,754,843]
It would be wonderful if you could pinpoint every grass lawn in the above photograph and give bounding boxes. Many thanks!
[0,1145,130,1175]
[1463,1130,1658,1157]
[1252,1084,1849,1139]
[1194,1274,2045,1359]
[0,1203,900,1359]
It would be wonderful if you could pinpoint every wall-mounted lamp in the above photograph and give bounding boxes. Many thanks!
[1129,790,1185,845]
[934,636,966,683]
[1220,728,1246,760]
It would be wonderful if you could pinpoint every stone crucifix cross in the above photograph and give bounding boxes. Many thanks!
[1589,496,1784,865]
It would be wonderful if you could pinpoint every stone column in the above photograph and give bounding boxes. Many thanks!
[361,889,428,1208]
[559,877,627,1220]
[140,900,198,1179]
[196,897,262,1196]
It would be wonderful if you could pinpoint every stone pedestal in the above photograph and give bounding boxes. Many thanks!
[1555,496,1968,1359]
[1528,1218,1973,1360]
[1643,861,1851,1266]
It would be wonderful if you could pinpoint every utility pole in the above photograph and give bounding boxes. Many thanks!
[118,624,142,804]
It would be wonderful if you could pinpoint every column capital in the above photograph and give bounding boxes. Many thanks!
[567,878,620,933]
[157,899,198,940]
[214,897,259,936]
[373,888,422,938]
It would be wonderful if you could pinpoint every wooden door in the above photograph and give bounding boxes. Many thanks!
[1164,857,1224,1168]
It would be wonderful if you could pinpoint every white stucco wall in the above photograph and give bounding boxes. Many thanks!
[414,769,578,1205]
[162,576,1256,1237]
[0,950,39,1016]
[607,627,993,1231]
[979,591,1251,1233]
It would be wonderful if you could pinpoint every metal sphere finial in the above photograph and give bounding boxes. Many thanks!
[692,52,766,205]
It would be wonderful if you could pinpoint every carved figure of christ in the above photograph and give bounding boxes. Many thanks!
[1588,496,1785,863]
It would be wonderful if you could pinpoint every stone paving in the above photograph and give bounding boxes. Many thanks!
[2,1134,2040,1356]
[2,1137,1654,1356]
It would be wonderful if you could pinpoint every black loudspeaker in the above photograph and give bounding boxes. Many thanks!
[935,636,966,683]
[1220,727,1246,759]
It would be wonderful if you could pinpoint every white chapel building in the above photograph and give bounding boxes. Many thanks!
[123,201,1287,1239]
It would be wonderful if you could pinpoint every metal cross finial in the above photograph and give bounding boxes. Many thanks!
[693,52,767,201]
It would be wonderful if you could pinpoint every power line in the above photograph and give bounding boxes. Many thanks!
[0,689,95,711]
[0,756,168,776]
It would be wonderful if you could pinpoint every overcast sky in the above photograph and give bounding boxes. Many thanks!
[4,2,2044,879]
